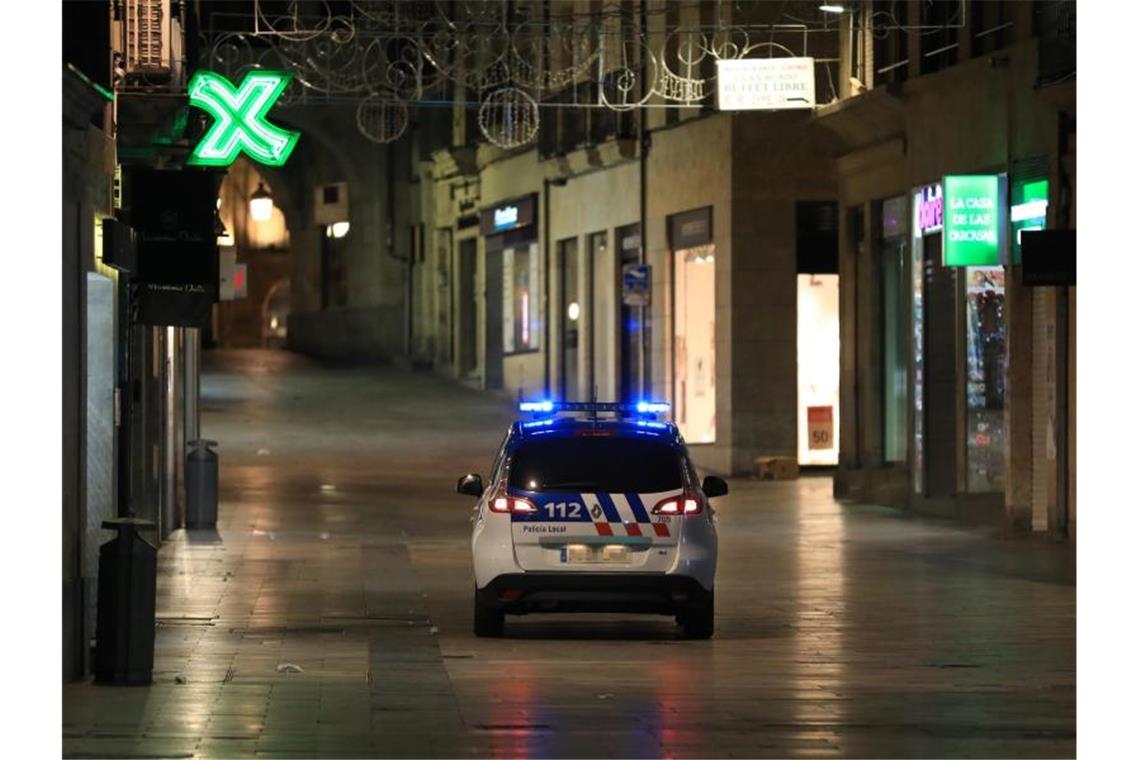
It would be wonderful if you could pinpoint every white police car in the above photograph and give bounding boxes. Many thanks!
[456,401,725,639]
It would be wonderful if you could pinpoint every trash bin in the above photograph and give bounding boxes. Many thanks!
[186,439,218,529]
[94,518,156,685]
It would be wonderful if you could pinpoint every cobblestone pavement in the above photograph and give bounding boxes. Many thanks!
[63,350,1075,758]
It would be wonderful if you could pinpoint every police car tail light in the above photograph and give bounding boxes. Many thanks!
[652,493,702,516]
[490,493,537,514]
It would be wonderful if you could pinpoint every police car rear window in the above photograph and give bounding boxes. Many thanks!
[508,437,684,493]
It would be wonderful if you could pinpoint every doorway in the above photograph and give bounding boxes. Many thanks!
[923,232,958,498]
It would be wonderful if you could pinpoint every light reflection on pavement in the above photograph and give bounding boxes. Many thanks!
[63,350,1075,759]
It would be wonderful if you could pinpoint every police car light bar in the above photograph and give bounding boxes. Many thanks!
[518,400,555,413]
[518,400,672,416]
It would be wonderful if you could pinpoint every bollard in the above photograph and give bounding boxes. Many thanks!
[94,518,157,685]
[186,439,219,529]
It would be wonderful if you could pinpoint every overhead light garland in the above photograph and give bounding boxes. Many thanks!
[198,0,964,148]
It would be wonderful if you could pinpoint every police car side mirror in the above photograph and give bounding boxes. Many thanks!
[457,473,484,497]
[702,475,728,498]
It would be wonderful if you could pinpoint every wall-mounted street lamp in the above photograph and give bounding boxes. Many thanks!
[819,4,845,13]
[249,182,274,222]
[325,221,350,239]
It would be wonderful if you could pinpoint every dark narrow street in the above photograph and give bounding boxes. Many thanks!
[63,351,1075,759]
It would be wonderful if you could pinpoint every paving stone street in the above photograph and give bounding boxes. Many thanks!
[62,351,1075,758]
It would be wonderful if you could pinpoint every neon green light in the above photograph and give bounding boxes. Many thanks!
[187,71,299,167]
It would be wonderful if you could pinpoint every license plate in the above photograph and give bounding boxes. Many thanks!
[560,544,631,565]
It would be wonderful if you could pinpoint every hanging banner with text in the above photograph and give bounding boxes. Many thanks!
[942,174,1008,267]
[716,58,816,111]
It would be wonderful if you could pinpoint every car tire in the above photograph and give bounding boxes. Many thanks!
[473,590,504,638]
[680,590,714,639]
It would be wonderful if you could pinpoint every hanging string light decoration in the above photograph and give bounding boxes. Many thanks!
[195,1,962,144]
[355,93,409,143]
[478,87,539,149]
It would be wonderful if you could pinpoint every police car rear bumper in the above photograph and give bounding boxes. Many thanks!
[478,573,711,615]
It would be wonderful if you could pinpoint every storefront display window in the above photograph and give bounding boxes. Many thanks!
[503,242,540,354]
[797,274,839,465]
[965,266,1006,492]
[673,243,716,444]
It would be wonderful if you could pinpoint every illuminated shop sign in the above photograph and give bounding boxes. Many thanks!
[494,205,519,230]
[716,57,816,111]
[943,174,1007,267]
[917,184,943,233]
[1010,179,1049,265]
[187,71,300,167]
[479,195,536,236]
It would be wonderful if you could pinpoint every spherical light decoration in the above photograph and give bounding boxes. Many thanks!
[478,87,539,149]
[356,94,409,143]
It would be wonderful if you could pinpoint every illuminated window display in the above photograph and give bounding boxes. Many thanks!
[965,266,1006,492]
[673,244,716,444]
[797,274,840,465]
[503,242,540,354]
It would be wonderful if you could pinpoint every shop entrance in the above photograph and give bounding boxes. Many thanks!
[669,207,715,444]
[923,232,958,498]
[796,202,840,466]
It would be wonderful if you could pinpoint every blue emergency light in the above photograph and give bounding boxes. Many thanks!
[517,399,672,419]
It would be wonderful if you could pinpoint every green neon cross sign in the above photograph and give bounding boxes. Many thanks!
[187,70,300,167]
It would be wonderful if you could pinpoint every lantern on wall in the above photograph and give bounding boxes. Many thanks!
[249,182,274,223]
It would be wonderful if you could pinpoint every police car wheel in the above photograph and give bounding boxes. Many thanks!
[680,590,714,639]
[473,590,504,637]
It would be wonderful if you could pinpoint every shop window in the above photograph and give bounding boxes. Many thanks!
[503,242,541,354]
[796,201,840,466]
[965,266,1006,492]
[797,275,840,465]
[673,243,715,444]
[881,234,908,464]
